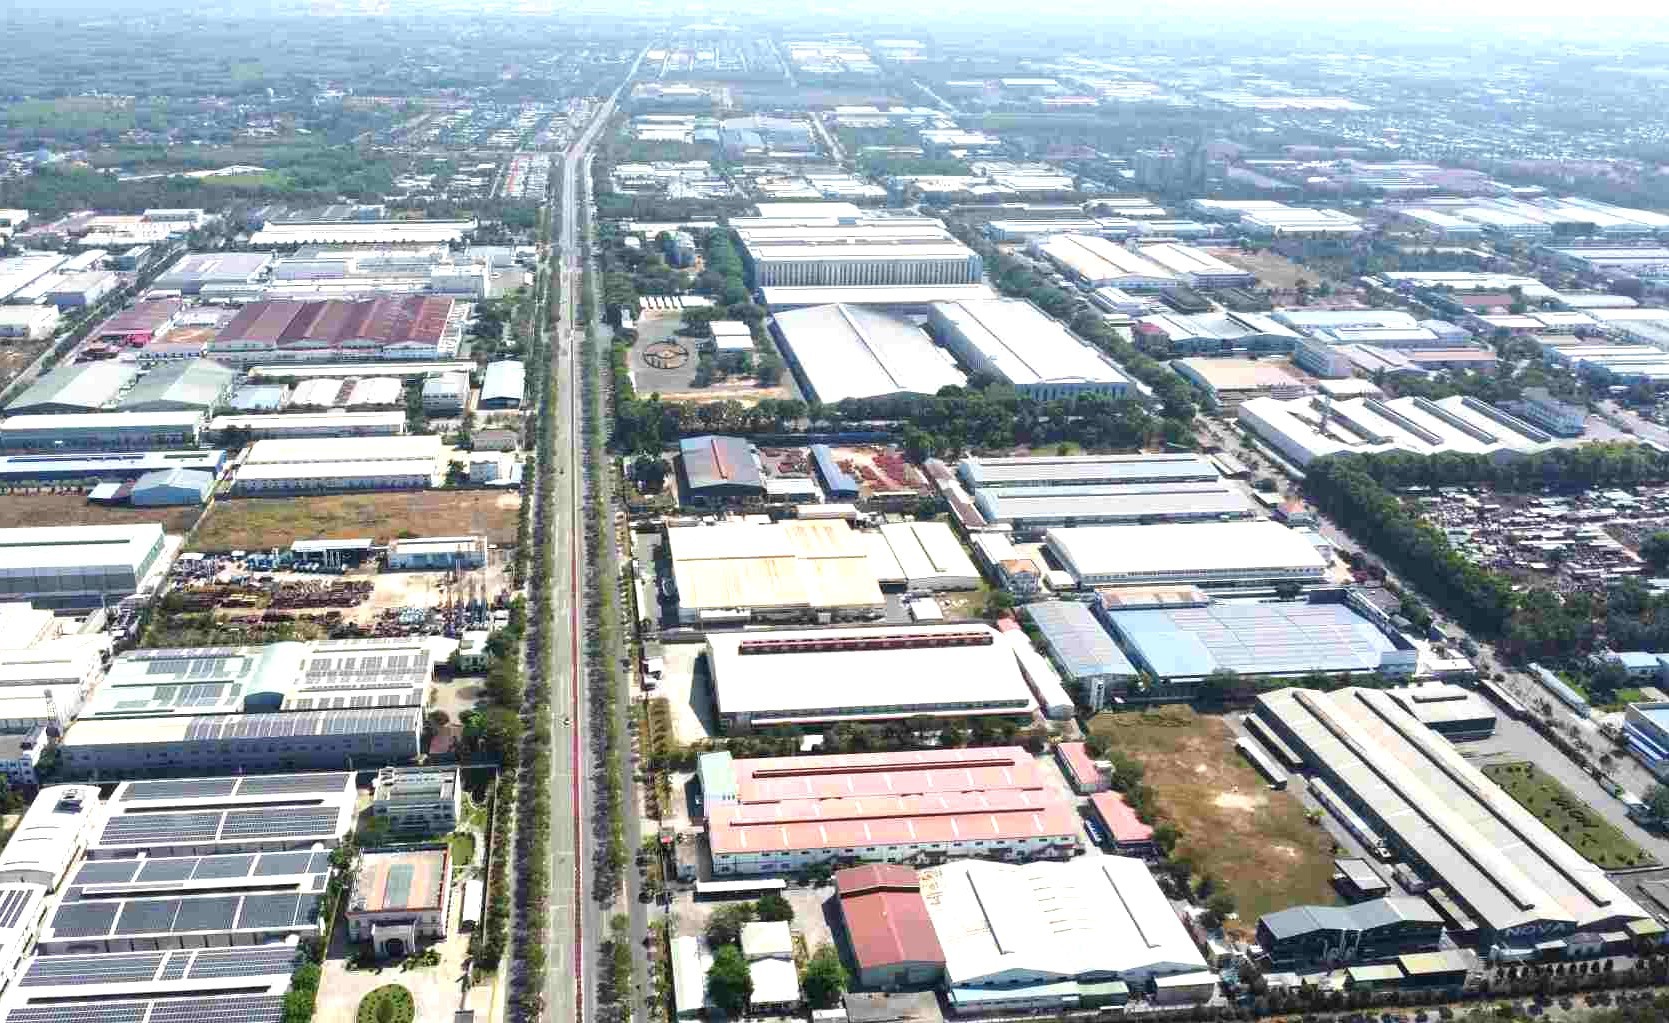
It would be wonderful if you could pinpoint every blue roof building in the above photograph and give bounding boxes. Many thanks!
[130,467,215,506]
[480,360,525,409]
[1021,601,1137,710]
[811,444,859,500]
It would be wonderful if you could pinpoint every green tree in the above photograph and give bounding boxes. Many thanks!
[755,891,794,923]
[801,945,848,1009]
[1642,531,1669,574]
[1645,783,1669,822]
[704,902,756,948]
[706,945,752,1014]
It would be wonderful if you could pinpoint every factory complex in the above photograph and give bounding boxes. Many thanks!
[733,210,983,288]
[1043,520,1329,588]
[770,303,966,403]
[1237,393,1555,467]
[927,298,1136,399]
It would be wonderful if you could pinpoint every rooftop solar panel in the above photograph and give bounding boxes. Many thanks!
[48,901,118,938]
[158,951,190,981]
[253,852,312,876]
[191,854,256,880]
[236,894,300,930]
[69,861,143,886]
[134,858,198,883]
[172,896,239,933]
[220,807,339,840]
[234,773,351,796]
[118,778,238,801]
[6,1003,147,1023]
[147,996,284,1023]
[294,893,324,924]
[21,952,164,987]
[0,888,34,928]
[115,899,179,935]
[185,945,300,980]
[100,811,222,846]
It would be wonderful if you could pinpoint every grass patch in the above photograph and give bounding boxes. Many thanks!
[0,492,200,534]
[191,491,521,551]
[449,831,476,867]
[1087,706,1338,928]
[356,984,414,1023]
[1480,761,1658,869]
[199,170,294,188]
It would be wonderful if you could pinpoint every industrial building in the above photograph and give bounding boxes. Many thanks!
[1043,521,1329,589]
[1190,200,1362,237]
[209,411,407,440]
[741,921,801,1012]
[1030,235,1178,291]
[1386,682,1498,740]
[706,624,1035,731]
[1021,601,1140,710]
[0,523,168,610]
[0,411,204,451]
[232,435,442,493]
[771,303,966,403]
[1132,243,1256,288]
[957,453,1219,489]
[371,765,461,836]
[1172,357,1310,408]
[419,371,469,413]
[87,772,357,857]
[1256,898,1445,968]
[0,449,225,485]
[922,857,1210,1013]
[703,747,1080,875]
[57,707,421,776]
[1236,394,1552,467]
[734,215,983,287]
[248,220,478,247]
[973,481,1255,534]
[386,535,487,570]
[46,270,118,309]
[1136,311,1300,355]
[999,619,1076,720]
[127,466,215,506]
[1102,596,1416,683]
[0,305,59,341]
[1274,308,1466,350]
[1623,702,1669,778]
[479,359,525,409]
[834,865,946,989]
[153,252,273,294]
[344,377,403,408]
[759,283,999,313]
[667,520,884,625]
[928,298,1135,400]
[347,846,453,958]
[117,359,237,413]
[0,785,99,889]
[677,435,765,507]
[1255,686,1653,948]
[207,295,466,365]
[1087,791,1156,856]
[876,521,979,590]
[5,361,137,415]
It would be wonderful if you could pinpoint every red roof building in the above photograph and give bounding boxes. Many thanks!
[93,299,184,347]
[1055,741,1108,794]
[208,296,457,363]
[834,865,945,989]
[1088,790,1156,855]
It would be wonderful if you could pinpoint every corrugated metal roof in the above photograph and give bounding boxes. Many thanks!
[118,360,236,411]
[1022,601,1137,679]
[6,361,138,414]
[480,360,524,404]
[679,435,762,490]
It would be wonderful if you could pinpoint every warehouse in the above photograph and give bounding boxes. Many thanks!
[668,520,884,625]
[1021,601,1139,710]
[928,298,1135,400]
[247,360,476,382]
[0,449,225,485]
[1255,898,1445,968]
[771,303,967,403]
[58,707,421,776]
[1386,682,1498,740]
[759,283,999,313]
[5,361,137,414]
[958,453,1220,489]
[249,221,478,247]
[420,370,470,413]
[999,621,1075,720]
[153,252,273,294]
[0,411,204,451]
[705,625,1035,731]
[46,270,118,309]
[1030,235,1177,290]
[1135,243,1257,288]
[878,520,979,590]
[1103,597,1416,683]
[734,217,983,288]
[0,253,65,303]
[0,304,59,340]
[1172,357,1310,408]
[0,784,100,889]
[1255,686,1653,948]
[232,435,442,493]
[1236,394,1551,467]
[345,376,403,407]
[129,467,215,506]
[836,865,946,989]
[677,434,765,507]
[0,523,168,609]
[207,295,465,364]
[1139,311,1301,356]
[704,747,1080,875]
[923,857,1209,1013]
[1044,521,1329,589]
[210,411,407,440]
[117,359,237,412]
[387,535,487,570]
[480,359,525,409]
[289,377,347,408]
[973,482,1255,534]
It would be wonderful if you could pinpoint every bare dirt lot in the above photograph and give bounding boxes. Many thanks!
[191,491,522,551]
[1088,705,1338,930]
[0,338,51,397]
[0,490,202,534]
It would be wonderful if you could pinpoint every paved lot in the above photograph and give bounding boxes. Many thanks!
[657,643,717,744]
[629,310,701,394]
[315,891,480,1023]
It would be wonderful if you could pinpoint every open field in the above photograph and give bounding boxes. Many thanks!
[0,491,202,534]
[0,337,51,398]
[1088,706,1337,928]
[191,491,521,551]
[1480,761,1658,869]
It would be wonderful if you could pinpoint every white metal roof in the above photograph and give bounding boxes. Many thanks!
[244,435,442,464]
[933,299,1131,387]
[1044,521,1328,581]
[773,304,966,403]
[0,523,163,573]
[921,857,1208,987]
[879,521,979,587]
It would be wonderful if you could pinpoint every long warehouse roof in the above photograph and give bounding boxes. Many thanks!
[669,521,883,612]
[933,298,1132,387]
[773,303,966,403]
[1044,521,1328,580]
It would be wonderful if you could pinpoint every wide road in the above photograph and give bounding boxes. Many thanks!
[546,48,644,1023]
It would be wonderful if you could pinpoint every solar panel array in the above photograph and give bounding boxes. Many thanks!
[48,890,319,940]
[0,887,36,928]
[6,996,285,1023]
[23,952,162,987]
[97,806,343,848]
[99,812,223,847]
[234,773,351,797]
[180,708,417,741]
[283,689,422,711]
[300,645,431,691]
[116,778,238,802]
[71,851,331,892]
